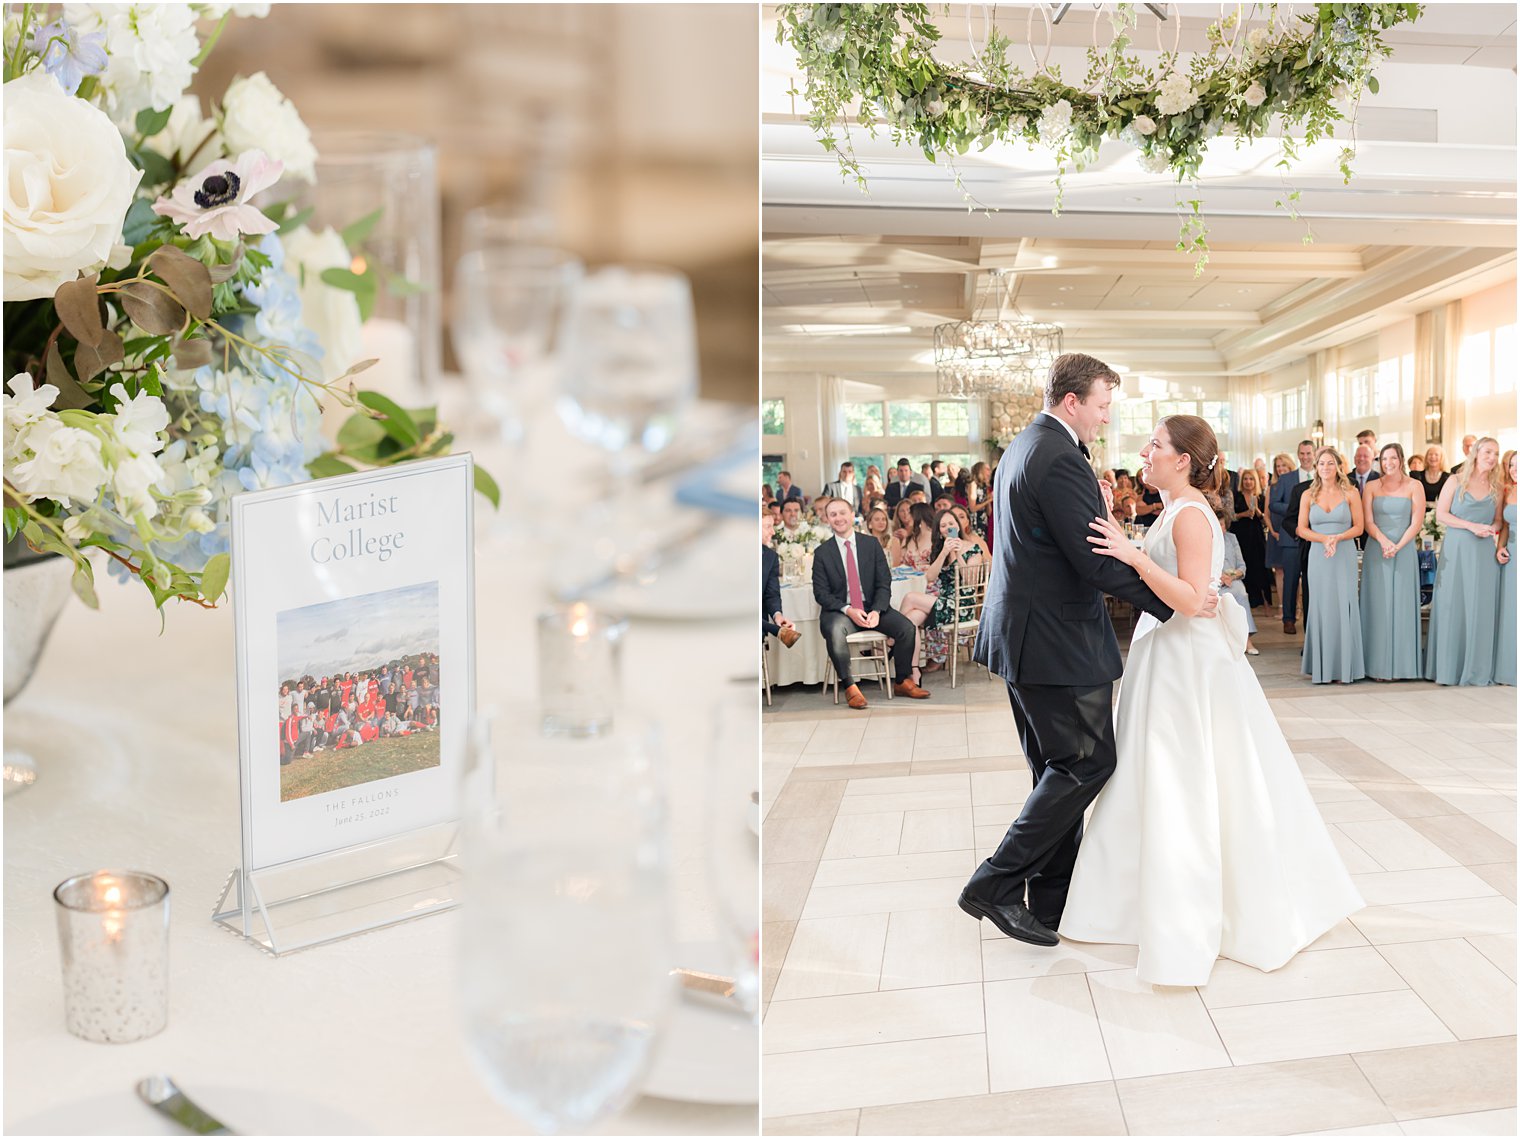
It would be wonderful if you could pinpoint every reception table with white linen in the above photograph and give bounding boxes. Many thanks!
[3,393,757,1135]
[765,568,925,687]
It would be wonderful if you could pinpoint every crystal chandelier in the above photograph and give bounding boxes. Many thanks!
[934,270,1063,398]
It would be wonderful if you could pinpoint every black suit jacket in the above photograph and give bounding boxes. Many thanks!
[1351,469,1380,495]
[775,484,804,506]
[973,415,1172,687]
[812,532,891,615]
[763,544,782,621]
[929,476,945,503]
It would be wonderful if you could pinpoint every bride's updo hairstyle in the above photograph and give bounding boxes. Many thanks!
[1157,414,1227,510]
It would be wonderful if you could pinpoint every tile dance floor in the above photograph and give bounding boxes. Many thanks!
[760,621,1517,1136]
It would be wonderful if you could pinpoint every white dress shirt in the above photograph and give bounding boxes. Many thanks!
[1040,411,1081,449]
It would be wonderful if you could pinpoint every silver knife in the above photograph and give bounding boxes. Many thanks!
[136,1075,235,1135]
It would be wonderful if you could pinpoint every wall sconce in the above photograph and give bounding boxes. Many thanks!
[1424,396,1443,446]
[1311,419,1325,447]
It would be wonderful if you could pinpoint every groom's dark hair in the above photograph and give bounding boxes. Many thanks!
[1046,353,1120,409]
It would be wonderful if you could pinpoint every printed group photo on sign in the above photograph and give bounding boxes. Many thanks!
[274,582,443,803]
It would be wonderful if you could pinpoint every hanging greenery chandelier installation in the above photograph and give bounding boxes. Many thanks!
[775,2,1423,271]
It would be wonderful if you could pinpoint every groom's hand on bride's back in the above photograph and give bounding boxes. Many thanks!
[1190,582,1221,619]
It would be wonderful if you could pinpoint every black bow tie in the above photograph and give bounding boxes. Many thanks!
[1079,443,1091,459]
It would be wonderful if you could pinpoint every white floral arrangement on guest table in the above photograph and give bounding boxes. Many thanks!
[1420,509,1443,549]
[773,521,832,555]
[3,3,496,612]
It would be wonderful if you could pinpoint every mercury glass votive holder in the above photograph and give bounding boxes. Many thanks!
[53,870,170,1044]
[536,603,628,738]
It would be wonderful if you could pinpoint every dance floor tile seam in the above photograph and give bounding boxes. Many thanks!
[764,630,1516,1134]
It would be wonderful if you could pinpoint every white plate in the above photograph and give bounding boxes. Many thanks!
[11,1085,370,1135]
[642,940,759,1106]
[593,518,752,621]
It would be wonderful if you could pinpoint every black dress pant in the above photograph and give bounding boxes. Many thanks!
[819,607,916,686]
[963,680,1119,924]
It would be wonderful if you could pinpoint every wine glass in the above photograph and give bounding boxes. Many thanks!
[457,710,672,1135]
[452,245,583,445]
[704,685,761,1020]
[555,266,697,466]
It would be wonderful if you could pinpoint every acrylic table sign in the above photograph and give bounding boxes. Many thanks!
[214,454,475,954]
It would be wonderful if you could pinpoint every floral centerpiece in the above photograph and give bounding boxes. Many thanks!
[1421,508,1443,549]
[776,2,1422,270]
[2,3,495,612]
[773,519,831,555]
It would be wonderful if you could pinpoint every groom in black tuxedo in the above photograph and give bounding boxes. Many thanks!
[959,353,1215,946]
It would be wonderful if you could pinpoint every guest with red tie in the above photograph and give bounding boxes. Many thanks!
[812,498,930,709]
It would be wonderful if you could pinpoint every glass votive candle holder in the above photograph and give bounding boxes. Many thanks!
[536,602,628,738]
[53,870,170,1044]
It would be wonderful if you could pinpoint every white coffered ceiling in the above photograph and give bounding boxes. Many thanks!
[762,4,1518,384]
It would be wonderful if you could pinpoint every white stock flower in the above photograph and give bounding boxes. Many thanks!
[1037,99,1074,146]
[9,418,108,505]
[1138,149,1172,174]
[220,72,317,182]
[110,451,166,518]
[1243,82,1268,108]
[108,383,170,456]
[64,3,201,125]
[282,226,363,383]
[1155,71,1199,116]
[4,373,61,462]
[1130,114,1157,136]
[3,73,142,301]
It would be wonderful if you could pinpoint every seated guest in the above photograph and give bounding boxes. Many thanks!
[812,499,930,708]
[762,511,799,648]
[949,505,990,561]
[894,503,938,573]
[933,493,955,513]
[1427,437,1504,685]
[889,499,915,548]
[1111,471,1138,522]
[863,473,885,502]
[862,505,893,550]
[761,483,774,508]
[1409,455,1426,473]
[767,501,782,525]
[779,498,806,540]
[810,495,834,523]
[897,509,986,683]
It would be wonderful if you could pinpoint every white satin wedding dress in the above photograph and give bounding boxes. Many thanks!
[1060,499,1363,987]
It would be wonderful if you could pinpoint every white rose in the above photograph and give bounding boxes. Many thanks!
[1037,98,1074,145]
[1130,114,1157,136]
[9,418,109,505]
[65,3,201,126]
[1243,82,1268,108]
[221,71,317,181]
[3,72,143,301]
[282,225,364,383]
[1155,71,1199,116]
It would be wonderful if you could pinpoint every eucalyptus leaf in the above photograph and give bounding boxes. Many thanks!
[340,208,383,248]
[45,345,95,410]
[308,454,360,479]
[149,245,214,320]
[74,328,125,381]
[355,390,421,446]
[473,465,501,510]
[336,412,387,450]
[122,199,159,246]
[119,281,186,336]
[54,275,104,346]
[171,336,214,370]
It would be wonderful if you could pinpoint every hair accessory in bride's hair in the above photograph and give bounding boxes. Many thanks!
[1207,455,1218,471]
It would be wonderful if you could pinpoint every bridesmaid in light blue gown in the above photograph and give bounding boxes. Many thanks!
[1496,449,1516,687]
[1299,447,1366,684]
[1360,444,1426,681]
[1426,437,1504,686]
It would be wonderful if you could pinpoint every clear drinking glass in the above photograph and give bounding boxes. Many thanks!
[452,245,583,444]
[704,686,761,1020]
[458,711,672,1135]
[305,131,442,400]
[556,266,698,463]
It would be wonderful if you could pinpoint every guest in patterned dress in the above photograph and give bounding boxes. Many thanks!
[1427,437,1505,686]
[1360,443,1426,681]
[1497,450,1517,687]
[1298,447,1366,684]
[897,510,984,683]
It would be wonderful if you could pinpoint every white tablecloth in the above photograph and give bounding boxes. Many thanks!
[3,385,757,1135]
[765,571,925,687]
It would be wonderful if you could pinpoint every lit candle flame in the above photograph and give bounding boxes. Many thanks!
[569,602,591,640]
[350,255,367,275]
[100,878,125,943]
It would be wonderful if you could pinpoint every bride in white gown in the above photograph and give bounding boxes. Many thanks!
[1060,414,1362,987]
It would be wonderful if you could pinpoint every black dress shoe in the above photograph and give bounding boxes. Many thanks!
[957,892,1059,947]
[1035,917,1061,933]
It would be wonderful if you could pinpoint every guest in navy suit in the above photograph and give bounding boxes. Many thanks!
[1270,439,1315,633]
[774,470,804,506]
[812,499,929,708]
[762,512,798,646]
